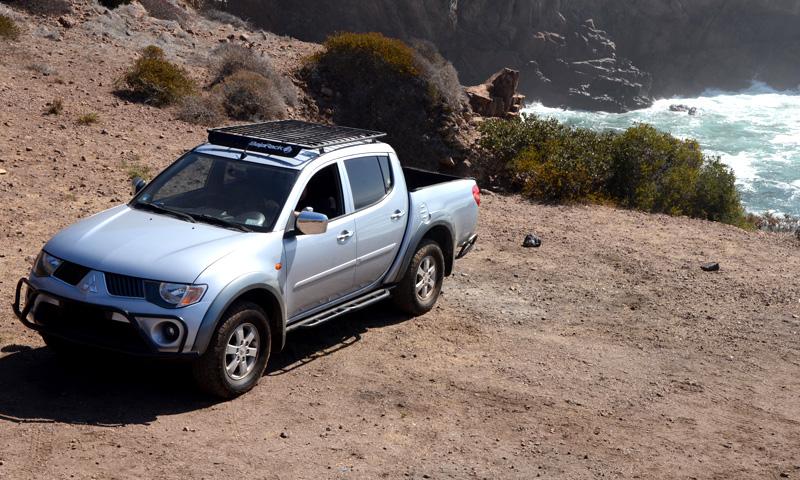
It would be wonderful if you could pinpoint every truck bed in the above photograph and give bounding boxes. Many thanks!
[402,167,470,192]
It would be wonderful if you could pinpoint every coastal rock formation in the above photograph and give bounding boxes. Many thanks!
[222,0,800,111]
[465,68,526,118]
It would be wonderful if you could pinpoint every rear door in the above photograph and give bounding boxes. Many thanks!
[283,162,357,318]
[344,155,409,290]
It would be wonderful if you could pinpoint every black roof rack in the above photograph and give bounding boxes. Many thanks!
[208,120,387,158]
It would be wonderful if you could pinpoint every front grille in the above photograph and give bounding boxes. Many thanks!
[105,273,145,298]
[33,300,151,354]
[53,261,91,285]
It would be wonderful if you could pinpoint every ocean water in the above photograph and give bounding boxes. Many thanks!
[522,84,800,216]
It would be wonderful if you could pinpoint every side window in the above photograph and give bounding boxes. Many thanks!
[378,156,393,191]
[345,156,392,210]
[294,163,344,219]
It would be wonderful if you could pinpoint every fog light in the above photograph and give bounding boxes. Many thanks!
[161,322,180,343]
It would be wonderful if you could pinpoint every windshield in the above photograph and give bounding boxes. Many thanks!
[131,152,299,232]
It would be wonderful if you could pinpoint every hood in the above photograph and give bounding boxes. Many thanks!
[45,205,257,284]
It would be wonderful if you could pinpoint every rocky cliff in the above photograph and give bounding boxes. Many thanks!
[222,0,800,112]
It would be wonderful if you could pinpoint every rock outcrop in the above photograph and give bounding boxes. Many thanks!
[465,68,526,118]
[222,0,800,112]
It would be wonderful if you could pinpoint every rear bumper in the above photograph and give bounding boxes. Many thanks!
[456,234,478,259]
[12,278,197,358]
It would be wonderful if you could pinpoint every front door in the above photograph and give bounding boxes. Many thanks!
[283,163,356,318]
[344,156,408,290]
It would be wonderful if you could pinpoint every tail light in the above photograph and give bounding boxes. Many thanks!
[472,185,481,206]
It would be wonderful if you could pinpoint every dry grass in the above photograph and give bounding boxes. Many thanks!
[121,155,152,180]
[76,112,99,125]
[45,98,64,115]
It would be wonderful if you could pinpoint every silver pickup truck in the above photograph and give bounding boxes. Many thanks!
[13,120,479,398]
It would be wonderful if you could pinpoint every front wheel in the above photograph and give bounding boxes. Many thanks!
[192,301,271,399]
[392,240,445,316]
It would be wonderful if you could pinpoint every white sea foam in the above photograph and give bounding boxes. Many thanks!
[522,85,800,215]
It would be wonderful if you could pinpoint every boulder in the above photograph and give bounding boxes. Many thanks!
[466,68,526,118]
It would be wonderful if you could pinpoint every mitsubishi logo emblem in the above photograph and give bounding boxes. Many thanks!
[79,272,99,294]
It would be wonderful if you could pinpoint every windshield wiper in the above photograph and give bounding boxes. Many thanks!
[189,213,252,232]
[133,201,196,224]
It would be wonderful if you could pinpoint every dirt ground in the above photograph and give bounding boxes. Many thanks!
[1,2,800,479]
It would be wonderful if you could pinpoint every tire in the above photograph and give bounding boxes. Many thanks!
[192,301,271,399]
[392,240,445,316]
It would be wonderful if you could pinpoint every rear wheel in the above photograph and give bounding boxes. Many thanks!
[192,301,271,399]
[392,240,445,316]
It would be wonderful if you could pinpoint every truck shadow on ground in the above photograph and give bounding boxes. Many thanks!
[0,304,408,427]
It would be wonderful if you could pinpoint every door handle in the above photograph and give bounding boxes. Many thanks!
[390,210,406,220]
[337,230,354,241]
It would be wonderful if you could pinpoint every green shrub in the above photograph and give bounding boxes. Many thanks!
[479,115,747,226]
[213,70,286,121]
[0,14,20,40]
[177,94,226,126]
[120,46,196,106]
[304,32,466,170]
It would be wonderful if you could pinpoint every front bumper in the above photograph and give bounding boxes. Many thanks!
[13,278,196,358]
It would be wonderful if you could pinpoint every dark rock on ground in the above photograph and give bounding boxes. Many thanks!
[523,234,542,248]
[701,263,720,272]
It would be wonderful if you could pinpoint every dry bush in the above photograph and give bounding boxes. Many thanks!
[0,14,19,40]
[411,39,468,115]
[26,63,56,76]
[138,0,187,23]
[4,0,71,16]
[119,45,196,106]
[99,0,133,8]
[177,94,226,126]
[46,98,64,115]
[201,8,250,29]
[213,70,287,121]
[210,44,289,96]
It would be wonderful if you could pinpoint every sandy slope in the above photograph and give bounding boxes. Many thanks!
[1,3,799,479]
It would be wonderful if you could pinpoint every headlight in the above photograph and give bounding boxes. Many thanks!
[158,282,207,307]
[33,251,62,277]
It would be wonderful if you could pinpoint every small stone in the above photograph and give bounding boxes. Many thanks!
[58,16,75,28]
[0,168,6,175]
[701,262,720,272]
[101,129,109,135]
[279,431,288,439]
[239,34,250,42]
[523,234,542,248]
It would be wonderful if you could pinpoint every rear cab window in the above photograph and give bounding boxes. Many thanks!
[345,156,393,210]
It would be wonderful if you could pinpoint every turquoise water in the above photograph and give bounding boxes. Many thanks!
[523,84,800,215]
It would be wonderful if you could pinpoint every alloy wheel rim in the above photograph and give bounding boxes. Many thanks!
[224,322,260,381]
[415,256,437,301]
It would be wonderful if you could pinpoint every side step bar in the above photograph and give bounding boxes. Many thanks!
[287,289,391,332]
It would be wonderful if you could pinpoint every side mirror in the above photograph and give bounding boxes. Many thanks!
[296,211,328,235]
[132,177,147,195]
